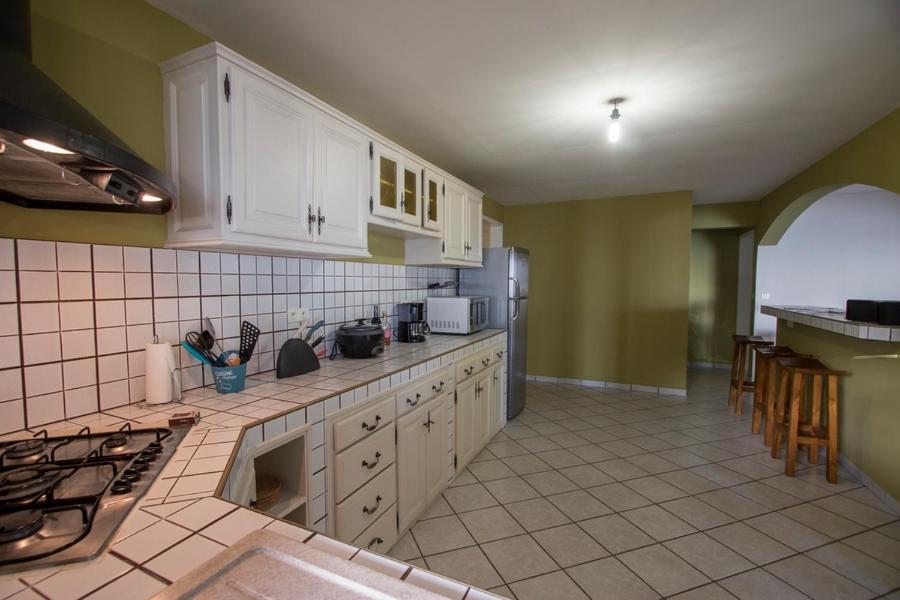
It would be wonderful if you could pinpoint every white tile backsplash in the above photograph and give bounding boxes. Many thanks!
[1,237,457,431]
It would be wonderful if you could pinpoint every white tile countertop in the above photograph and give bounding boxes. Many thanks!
[761,305,900,342]
[0,330,507,600]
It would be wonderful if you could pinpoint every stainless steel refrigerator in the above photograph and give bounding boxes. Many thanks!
[460,247,529,419]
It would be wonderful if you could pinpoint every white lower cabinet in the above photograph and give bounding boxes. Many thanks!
[454,376,478,474]
[329,344,503,549]
[397,396,450,532]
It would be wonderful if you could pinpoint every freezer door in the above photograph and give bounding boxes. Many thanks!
[507,297,528,419]
[509,248,529,299]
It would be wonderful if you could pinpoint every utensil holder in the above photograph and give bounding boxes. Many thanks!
[211,351,247,393]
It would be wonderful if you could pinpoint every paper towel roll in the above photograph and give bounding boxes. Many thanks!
[145,343,181,405]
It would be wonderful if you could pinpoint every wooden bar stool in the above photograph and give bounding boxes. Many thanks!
[750,345,796,446]
[770,356,847,483]
[728,335,772,416]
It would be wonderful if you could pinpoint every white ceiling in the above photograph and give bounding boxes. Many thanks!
[150,0,900,205]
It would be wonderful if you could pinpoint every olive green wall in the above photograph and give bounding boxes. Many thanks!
[504,191,692,390]
[692,201,758,231]
[0,0,403,263]
[482,196,505,223]
[689,230,739,364]
[758,107,900,245]
[776,322,900,500]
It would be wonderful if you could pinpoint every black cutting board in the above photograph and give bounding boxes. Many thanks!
[276,338,320,378]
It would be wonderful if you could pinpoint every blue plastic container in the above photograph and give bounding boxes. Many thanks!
[211,352,246,393]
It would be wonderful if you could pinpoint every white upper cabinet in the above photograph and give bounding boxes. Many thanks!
[370,142,403,220]
[406,180,483,267]
[313,114,368,249]
[443,180,467,261]
[161,43,481,263]
[228,66,314,242]
[422,169,443,232]
[161,44,368,257]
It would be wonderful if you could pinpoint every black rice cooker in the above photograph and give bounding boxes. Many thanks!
[336,320,385,358]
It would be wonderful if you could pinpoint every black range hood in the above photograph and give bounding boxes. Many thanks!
[0,1,175,214]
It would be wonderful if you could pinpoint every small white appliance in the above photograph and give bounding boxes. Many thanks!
[426,296,489,334]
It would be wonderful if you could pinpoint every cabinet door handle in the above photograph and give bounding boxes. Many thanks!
[362,495,382,515]
[361,415,381,431]
[307,205,315,234]
[407,392,421,407]
[367,537,384,549]
[361,451,381,470]
[317,206,325,234]
[424,416,435,431]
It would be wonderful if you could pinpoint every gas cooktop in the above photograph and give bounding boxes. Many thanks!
[0,424,189,574]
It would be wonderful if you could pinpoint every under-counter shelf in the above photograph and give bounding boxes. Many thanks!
[232,426,309,527]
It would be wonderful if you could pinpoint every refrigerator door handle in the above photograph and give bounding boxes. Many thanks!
[510,277,520,299]
[511,298,520,321]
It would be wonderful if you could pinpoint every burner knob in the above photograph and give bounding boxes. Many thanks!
[121,468,140,482]
[147,442,163,454]
[132,458,149,472]
[139,450,157,462]
[111,480,132,495]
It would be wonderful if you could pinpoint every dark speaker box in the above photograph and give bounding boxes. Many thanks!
[877,301,900,326]
[846,299,879,323]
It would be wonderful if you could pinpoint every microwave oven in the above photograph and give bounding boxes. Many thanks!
[426,296,489,335]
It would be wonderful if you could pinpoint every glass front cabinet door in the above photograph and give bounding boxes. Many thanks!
[423,169,442,232]
[371,142,402,219]
[400,157,422,226]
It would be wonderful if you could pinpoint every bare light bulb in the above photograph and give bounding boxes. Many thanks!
[608,118,622,143]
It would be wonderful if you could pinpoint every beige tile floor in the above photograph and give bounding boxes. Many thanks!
[389,370,900,599]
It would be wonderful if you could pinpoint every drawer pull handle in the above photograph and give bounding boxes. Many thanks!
[432,381,445,393]
[367,537,384,549]
[482,358,490,366]
[496,351,503,358]
[361,451,382,470]
[407,392,421,407]
[361,415,381,431]
[465,366,474,375]
[362,495,382,515]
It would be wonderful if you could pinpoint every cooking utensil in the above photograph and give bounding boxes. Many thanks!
[239,321,260,364]
[310,335,324,349]
[275,336,320,379]
[184,332,222,365]
[181,340,213,366]
[335,319,384,358]
[303,319,324,342]
[202,317,224,354]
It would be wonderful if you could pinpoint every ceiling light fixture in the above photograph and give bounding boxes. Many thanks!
[607,97,625,143]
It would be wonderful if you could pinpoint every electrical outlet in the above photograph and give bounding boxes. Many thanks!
[287,308,310,323]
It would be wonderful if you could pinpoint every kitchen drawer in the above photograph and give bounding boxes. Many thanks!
[396,370,455,417]
[352,503,399,554]
[456,350,490,382]
[332,393,396,453]
[335,464,396,541]
[334,424,395,503]
[488,345,504,366]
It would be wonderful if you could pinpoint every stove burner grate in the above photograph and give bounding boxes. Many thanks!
[102,433,129,450]
[0,510,44,544]
[0,465,62,503]
[3,438,47,462]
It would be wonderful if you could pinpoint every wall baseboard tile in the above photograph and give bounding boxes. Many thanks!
[631,384,659,394]
[689,361,731,370]
[659,386,688,397]
[526,374,687,398]
[839,454,900,515]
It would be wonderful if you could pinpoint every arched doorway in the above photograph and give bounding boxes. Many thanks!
[755,184,900,338]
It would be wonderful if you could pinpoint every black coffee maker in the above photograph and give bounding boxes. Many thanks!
[397,302,430,343]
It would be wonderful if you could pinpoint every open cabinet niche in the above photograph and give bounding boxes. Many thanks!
[231,426,309,527]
